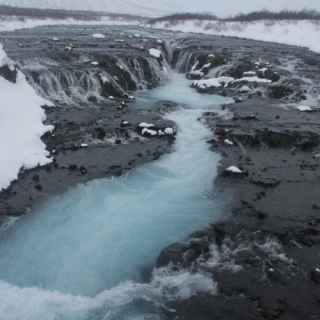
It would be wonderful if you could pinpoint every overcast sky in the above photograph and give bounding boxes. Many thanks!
[2,0,320,16]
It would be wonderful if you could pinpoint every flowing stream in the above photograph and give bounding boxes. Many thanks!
[0,72,228,320]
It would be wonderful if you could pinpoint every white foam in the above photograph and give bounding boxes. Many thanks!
[151,267,217,300]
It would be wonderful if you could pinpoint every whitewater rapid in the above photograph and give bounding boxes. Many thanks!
[0,72,227,320]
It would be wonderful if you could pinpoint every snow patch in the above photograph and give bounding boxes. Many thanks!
[226,166,243,174]
[164,128,174,135]
[243,71,256,77]
[297,105,313,112]
[192,76,234,89]
[234,76,272,84]
[138,122,155,128]
[224,139,234,146]
[92,33,105,39]
[149,48,162,59]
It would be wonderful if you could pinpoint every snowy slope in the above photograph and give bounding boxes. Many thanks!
[0,15,140,32]
[149,20,320,53]
[0,45,53,190]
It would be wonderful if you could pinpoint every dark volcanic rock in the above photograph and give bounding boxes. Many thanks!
[156,36,320,319]
[0,64,17,83]
[268,84,294,99]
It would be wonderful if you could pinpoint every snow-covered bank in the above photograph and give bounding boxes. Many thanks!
[0,45,53,190]
[0,15,140,32]
[149,20,320,53]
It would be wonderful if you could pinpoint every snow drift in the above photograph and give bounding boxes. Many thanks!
[0,15,140,32]
[0,44,53,190]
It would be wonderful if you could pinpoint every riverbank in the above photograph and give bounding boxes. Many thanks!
[157,34,320,319]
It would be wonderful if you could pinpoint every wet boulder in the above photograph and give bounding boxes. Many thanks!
[156,243,188,267]
[93,127,106,140]
[0,64,17,83]
[310,267,320,284]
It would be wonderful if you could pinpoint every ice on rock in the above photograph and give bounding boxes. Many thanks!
[226,166,243,174]
[192,77,234,89]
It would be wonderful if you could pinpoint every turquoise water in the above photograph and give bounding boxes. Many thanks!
[0,72,226,320]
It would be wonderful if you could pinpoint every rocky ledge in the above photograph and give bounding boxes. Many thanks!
[0,100,177,217]
[0,26,178,219]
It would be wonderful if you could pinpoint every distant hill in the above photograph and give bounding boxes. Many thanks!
[149,9,320,24]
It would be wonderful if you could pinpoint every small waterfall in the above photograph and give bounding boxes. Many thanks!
[25,68,104,105]
[174,50,198,74]
[21,54,166,106]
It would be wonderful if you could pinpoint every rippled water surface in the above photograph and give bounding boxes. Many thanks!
[0,72,227,320]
